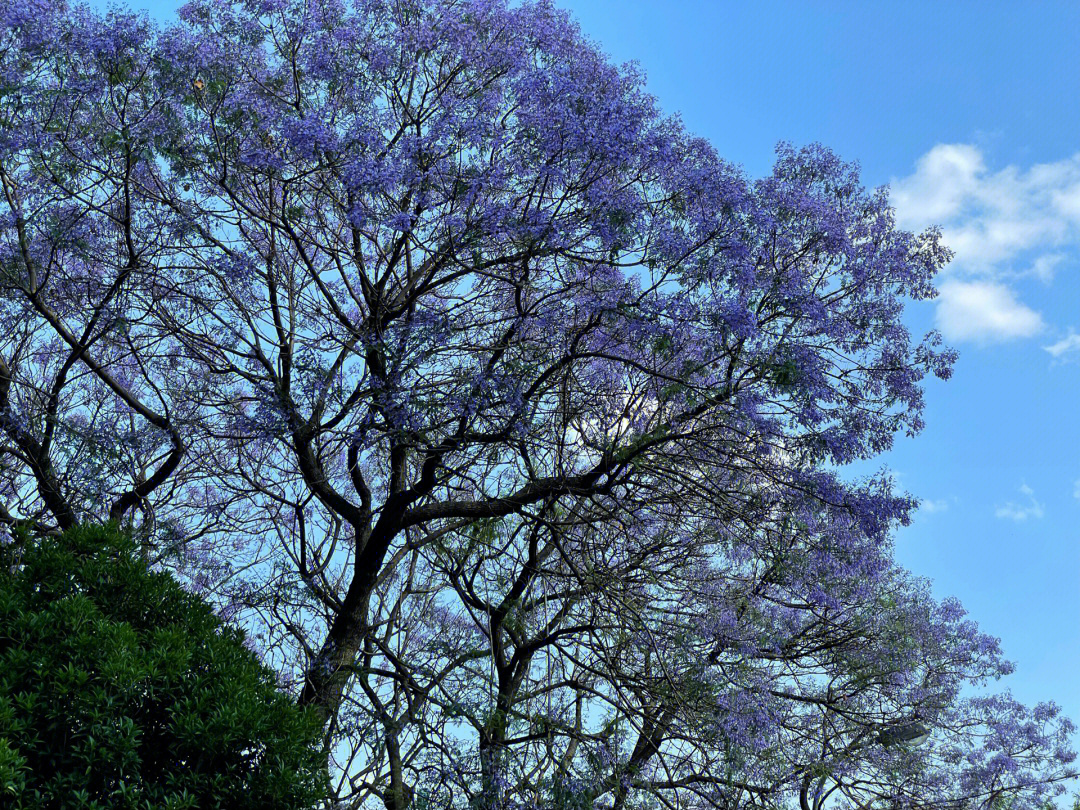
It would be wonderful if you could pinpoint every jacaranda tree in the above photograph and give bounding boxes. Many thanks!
[0,0,1074,807]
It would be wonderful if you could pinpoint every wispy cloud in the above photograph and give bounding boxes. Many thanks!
[1044,331,1080,361]
[919,498,950,514]
[1027,253,1064,283]
[1073,478,1080,500]
[994,483,1045,522]
[891,144,1080,344]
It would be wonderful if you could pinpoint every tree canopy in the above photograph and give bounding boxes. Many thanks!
[0,0,1074,807]
[0,522,328,808]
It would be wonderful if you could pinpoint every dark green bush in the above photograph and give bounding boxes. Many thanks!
[0,523,328,809]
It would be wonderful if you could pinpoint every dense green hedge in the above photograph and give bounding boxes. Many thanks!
[0,523,327,809]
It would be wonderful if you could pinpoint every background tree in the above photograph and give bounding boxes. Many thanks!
[0,0,1073,808]
[0,522,328,808]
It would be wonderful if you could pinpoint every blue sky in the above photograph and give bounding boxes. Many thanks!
[106,0,1080,754]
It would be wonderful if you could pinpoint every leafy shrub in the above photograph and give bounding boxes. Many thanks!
[0,523,327,809]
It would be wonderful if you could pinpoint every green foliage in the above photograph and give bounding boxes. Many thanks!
[0,523,328,809]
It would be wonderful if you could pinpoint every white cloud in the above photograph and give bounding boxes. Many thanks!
[1073,478,1080,500]
[892,145,1080,270]
[889,144,1080,343]
[935,280,1043,343]
[1027,253,1063,283]
[891,144,985,228]
[994,483,1045,521]
[1044,330,1080,360]
[919,498,949,514]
